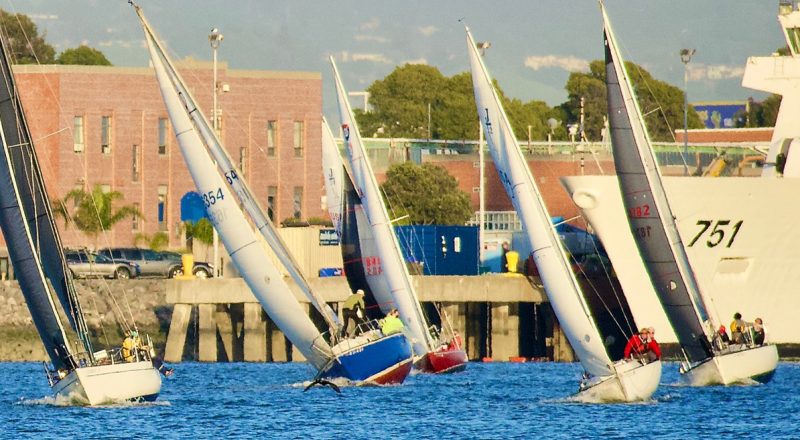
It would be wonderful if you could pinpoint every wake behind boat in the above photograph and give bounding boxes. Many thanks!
[600,2,777,386]
[133,2,412,386]
[465,22,659,402]
[328,59,468,374]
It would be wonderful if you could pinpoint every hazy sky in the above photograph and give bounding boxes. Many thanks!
[5,0,785,120]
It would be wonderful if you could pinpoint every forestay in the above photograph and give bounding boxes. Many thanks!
[330,58,435,356]
[466,26,613,378]
[601,4,713,363]
[137,8,332,368]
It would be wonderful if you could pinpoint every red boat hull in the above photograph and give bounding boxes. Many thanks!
[415,347,468,374]
[368,358,413,385]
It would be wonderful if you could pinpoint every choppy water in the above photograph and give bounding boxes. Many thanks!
[1,361,798,438]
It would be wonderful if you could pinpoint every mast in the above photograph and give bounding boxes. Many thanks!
[136,5,332,368]
[0,27,84,370]
[466,25,614,377]
[330,58,436,355]
[133,6,340,333]
[601,2,714,363]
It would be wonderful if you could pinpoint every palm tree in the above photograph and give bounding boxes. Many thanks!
[52,185,142,246]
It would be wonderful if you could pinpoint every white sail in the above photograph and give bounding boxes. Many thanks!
[330,58,435,355]
[466,27,613,377]
[321,117,344,237]
[139,15,332,369]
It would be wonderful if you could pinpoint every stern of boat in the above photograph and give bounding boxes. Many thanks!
[52,360,161,405]
[414,346,468,374]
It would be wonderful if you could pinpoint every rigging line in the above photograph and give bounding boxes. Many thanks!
[89,290,111,349]
[3,3,144,336]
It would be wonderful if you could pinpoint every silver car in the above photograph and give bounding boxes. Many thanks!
[65,250,138,279]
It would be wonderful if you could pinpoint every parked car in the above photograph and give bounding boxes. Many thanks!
[65,249,139,279]
[97,247,213,279]
[160,251,214,278]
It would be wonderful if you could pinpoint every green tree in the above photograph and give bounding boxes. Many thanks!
[134,232,169,251]
[357,64,559,141]
[380,162,472,225]
[56,45,112,66]
[563,59,703,141]
[736,95,781,128]
[52,185,142,245]
[0,10,55,64]
[183,218,213,246]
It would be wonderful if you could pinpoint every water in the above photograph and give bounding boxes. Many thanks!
[1,361,798,438]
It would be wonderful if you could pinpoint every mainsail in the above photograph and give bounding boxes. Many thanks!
[321,118,344,237]
[601,3,713,363]
[466,26,614,377]
[0,26,92,370]
[137,7,332,368]
[330,58,435,355]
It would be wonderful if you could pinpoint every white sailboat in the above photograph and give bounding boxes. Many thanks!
[0,22,161,404]
[562,1,800,347]
[321,117,344,237]
[465,24,660,402]
[133,3,413,385]
[330,58,468,373]
[600,2,777,385]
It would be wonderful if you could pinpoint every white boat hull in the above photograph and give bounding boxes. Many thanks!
[52,361,162,405]
[682,344,778,386]
[576,360,661,403]
[561,175,800,344]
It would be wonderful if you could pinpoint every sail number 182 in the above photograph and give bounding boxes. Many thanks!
[688,220,743,248]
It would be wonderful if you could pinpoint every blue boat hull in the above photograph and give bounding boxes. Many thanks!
[320,333,413,385]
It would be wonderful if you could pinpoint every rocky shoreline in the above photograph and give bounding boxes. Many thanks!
[0,279,171,362]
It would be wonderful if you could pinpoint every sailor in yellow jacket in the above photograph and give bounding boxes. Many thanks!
[380,309,404,336]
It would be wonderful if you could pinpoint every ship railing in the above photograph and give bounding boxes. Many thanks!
[311,319,384,358]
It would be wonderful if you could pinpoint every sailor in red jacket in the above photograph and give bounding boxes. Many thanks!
[646,327,661,360]
[624,328,650,360]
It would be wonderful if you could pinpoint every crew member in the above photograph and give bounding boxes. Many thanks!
[380,309,404,336]
[341,289,366,337]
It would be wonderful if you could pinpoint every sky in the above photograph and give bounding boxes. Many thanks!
[4,0,786,122]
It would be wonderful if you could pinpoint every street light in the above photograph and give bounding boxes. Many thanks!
[680,48,695,176]
[209,27,223,278]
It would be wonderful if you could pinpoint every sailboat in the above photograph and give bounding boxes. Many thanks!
[330,58,469,374]
[600,2,777,386]
[133,3,413,385]
[465,25,660,402]
[0,25,161,404]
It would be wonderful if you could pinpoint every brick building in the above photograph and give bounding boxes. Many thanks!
[13,59,324,250]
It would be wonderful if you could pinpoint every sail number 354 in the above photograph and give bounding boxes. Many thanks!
[688,220,743,248]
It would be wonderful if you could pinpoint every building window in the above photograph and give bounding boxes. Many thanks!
[100,184,111,193]
[293,121,303,158]
[73,116,84,153]
[132,145,140,182]
[157,185,168,231]
[267,120,276,157]
[158,118,168,155]
[293,186,303,219]
[239,147,247,177]
[267,186,277,221]
[101,116,112,154]
[132,202,140,231]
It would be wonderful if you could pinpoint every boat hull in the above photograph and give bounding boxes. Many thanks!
[321,332,413,385]
[576,360,661,403]
[561,175,800,344]
[682,344,778,386]
[414,347,468,374]
[52,361,162,406]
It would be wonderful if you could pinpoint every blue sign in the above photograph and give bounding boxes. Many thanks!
[693,102,746,129]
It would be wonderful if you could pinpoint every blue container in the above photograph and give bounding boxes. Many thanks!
[394,225,479,275]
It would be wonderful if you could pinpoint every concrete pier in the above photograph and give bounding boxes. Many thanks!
[163,275,575,363]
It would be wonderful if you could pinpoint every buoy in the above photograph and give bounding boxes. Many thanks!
[509,356,527,363]
[481,357,493,362]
